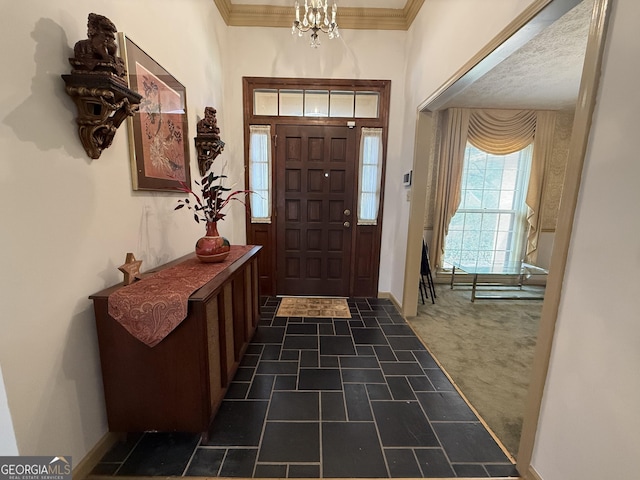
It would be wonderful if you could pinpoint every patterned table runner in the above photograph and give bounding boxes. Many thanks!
[108,245,253,347]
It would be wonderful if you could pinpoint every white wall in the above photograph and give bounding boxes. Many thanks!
[0,365,19,455]
[0,0,227,460]
[532,1,640,478]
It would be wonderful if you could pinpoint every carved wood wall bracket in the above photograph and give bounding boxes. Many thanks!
[62,13,142,159]
[62,74,142,159]
[195,107,225,175]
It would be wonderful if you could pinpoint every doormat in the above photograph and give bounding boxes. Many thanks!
[276,297,351,318]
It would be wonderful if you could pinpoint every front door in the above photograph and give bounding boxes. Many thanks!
[275,125,356,296]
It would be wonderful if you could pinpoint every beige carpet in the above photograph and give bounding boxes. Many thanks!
[276,297,351,318]
[408,285,542,458]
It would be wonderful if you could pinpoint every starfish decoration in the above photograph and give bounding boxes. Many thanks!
[118,252,143,285]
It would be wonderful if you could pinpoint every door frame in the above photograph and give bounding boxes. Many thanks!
[243,77,391,297]
[402,0,612,476]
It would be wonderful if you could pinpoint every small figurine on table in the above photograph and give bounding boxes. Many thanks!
[118,253,143,285]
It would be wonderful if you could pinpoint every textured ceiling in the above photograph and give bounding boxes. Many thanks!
[443,0,592,110]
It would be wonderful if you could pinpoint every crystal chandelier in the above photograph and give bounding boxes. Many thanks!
[292,0,340,48]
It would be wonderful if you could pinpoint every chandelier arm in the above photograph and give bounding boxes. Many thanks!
[291,0,339,47]
[293,21,312,32]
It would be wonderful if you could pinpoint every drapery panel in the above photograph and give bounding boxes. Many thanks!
[526,111,556,263]
[430,108,470,270]
[430,108,556,269]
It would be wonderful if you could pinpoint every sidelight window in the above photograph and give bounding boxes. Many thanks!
[248,125,272,223]
[357,128,383,225]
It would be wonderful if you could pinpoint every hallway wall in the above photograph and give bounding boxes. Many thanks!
[0,366,18,455]
[0,0,227,459]
[532,1,640,477]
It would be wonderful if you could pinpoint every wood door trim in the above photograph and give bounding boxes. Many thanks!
[243,77,391,296]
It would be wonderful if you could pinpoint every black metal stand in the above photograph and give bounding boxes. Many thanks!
[419,241,436,304]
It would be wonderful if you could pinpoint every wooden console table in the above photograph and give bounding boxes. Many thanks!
[89,246,261,435]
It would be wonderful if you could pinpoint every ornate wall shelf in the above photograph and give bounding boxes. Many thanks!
[62,13,142,159]
[62,73,141,159]
[195,107,225,175]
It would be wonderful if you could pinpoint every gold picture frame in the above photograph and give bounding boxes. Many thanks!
[119,33,191,191]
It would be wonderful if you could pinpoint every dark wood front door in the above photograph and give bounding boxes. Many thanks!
[276,125,356,296]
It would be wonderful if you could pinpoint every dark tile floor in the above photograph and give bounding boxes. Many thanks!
[91,297,517,478]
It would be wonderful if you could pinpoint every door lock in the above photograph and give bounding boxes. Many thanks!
[344,209,351,216]
[344,221,351,228]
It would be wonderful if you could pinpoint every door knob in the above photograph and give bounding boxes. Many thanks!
[344,209,351,216]
[344,221,350,228]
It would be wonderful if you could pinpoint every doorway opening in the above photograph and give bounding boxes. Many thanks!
[402,0,611,473]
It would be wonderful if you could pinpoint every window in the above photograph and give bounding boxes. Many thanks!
[248,125,272,223]
[443,142,533,270]
[358,128,383,225]
[329,91,355,117]
[252,89,380,119]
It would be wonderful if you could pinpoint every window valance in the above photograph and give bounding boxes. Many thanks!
[467,109,537,155]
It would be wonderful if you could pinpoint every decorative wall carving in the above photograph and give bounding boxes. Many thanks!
[194,107,225,176]
[62,13,142,159]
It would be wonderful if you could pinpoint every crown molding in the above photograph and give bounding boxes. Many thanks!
[213,0,424,30]
[403,0,425,27]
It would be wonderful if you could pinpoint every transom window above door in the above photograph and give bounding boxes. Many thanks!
[253,89,380,118]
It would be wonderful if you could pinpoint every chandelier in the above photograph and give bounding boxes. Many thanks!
[292,0,340,48]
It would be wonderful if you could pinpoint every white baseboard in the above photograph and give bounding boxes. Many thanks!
[377,291,402,313]
[527,464,544,480]
[72,432,119,480]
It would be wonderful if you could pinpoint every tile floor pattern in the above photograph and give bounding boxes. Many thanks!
[91,297,518,478]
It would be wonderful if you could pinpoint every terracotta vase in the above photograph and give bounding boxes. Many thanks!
[195,221,230,263]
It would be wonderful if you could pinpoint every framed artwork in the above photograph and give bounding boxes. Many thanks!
[119,33,191,191]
